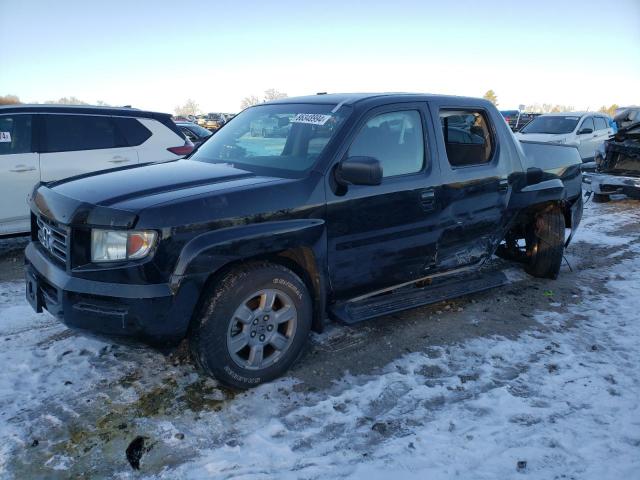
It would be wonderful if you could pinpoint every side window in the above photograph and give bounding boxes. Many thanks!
[579,117,595,133]
[440,109,494,167]
[594,117,608,131]
[113,117,152,146]
[42,114,125,153]
[348,110,424,177]
[0,115,32,155]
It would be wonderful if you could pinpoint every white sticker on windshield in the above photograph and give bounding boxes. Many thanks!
[565,117,579,121]
[0,132,11,143]
[291,113,332,125]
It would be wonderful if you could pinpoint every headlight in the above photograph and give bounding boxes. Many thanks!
[91,230,157,262]
[550,138,566,144]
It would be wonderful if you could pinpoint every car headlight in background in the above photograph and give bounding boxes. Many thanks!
[550,138,567,144]
[91,230,157,262]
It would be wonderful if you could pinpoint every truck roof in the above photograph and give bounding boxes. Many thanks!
[265,92,495,109]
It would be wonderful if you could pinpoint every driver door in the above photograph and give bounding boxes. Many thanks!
[326,104,443,300]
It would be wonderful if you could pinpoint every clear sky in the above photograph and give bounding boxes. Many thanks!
[1,0,639,113]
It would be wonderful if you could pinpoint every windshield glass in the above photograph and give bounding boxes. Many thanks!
[191,103,351,175]
[520,116,580,134]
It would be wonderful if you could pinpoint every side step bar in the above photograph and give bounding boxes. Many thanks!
[329,270,509,325]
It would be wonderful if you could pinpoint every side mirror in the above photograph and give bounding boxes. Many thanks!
[277,117,290,127]
[526,167,544,186]
[336,156,383,186]
[578,128,593,135]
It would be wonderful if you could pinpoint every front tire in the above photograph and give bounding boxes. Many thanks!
[593,193,610,203]
[190,262,312,389]
[525,206,565,279]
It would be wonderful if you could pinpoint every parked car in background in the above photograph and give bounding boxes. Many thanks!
[205,113,226,131]
[516,112,613,162]
[176,121,213,146]
[24,93,583,388]
[249,115,291,137]
[500,110,540,132]
[584,120,640,202]
[0,104,193,236]
[196,115,208,127]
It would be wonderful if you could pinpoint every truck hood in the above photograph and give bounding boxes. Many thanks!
[48,160,279,210]
[33,160,286,228]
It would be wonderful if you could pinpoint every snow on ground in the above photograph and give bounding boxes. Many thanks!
[0,200,639,479]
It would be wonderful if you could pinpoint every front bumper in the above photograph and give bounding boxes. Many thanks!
[583,172,640,197]
[24,242,202,345]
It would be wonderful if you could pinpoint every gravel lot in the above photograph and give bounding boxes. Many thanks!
[1,198,639,479]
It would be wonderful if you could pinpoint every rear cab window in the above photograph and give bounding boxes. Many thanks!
[0,114,32,155]
[113,117,152,146]
[439,109,494,167]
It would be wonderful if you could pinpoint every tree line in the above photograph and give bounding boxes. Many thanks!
[481,90,620,117]
[2,92,623,119]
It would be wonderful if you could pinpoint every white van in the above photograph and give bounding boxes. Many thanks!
[0,105,193,236]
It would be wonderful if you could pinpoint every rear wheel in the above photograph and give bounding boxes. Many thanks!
[525,206,565,279]
[592,193,610,203]
[190,262,312,389]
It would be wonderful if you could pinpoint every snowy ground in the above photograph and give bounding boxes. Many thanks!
[1,198,639,479]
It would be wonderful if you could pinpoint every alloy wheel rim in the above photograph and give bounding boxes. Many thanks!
[226,289,297,370]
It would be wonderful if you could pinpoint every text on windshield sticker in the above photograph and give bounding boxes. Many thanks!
[292,114,332,125]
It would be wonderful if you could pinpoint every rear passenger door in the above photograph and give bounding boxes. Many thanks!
[430,104,510,270]
[39,114,138,182]
[593,116,612,150]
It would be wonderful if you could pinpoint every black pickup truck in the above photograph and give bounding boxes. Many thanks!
[25,93,583,388]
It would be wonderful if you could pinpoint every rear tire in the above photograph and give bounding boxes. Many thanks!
[525,206,565,280]
[190,262,312,389]
[593,193,610,203]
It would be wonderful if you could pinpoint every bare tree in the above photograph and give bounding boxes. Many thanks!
[525,103,575,113]
[240,95,261,110]
[240,89,288,110]
[174,99,200,117]
[483,90,498,106]
[44,96,89,105]
[263,89,288,102]
[0,94,20,105]
[598,104,619,117]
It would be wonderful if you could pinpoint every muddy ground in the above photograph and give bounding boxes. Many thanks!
[1,197,638,478]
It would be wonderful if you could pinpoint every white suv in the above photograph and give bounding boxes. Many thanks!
[515,112,613,162]
[0,105,194,236]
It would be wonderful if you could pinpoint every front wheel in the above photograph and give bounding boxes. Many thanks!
[592,193,610,203]
[525,206,565,279]
[190,262,312,389]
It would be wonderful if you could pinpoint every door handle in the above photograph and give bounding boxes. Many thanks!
[420,189,436,211]
[498,179,509,192]
[10,165,36,173]
[109,156,129,164]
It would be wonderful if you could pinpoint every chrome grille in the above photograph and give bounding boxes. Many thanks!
[37,216,69,265]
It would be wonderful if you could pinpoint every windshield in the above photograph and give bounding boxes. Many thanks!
[520,116,579,134]
[191,103,351,176]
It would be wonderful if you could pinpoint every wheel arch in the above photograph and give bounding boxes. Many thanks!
[175,220,328,337]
